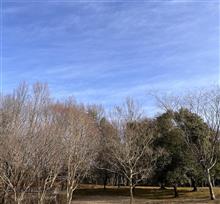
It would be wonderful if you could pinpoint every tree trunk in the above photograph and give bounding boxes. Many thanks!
[1,189,7,204]
[0,196,4,204]
[117,175,121,189]
[103,173,108,190]
[212,177,215,187]
[67,191,73,204]
[160,183,166,190]
[54,194,59,204]
[129,172,133,204]
[16,198,23,204]
[129,183,133,204]
[206,169,216,200]
[14,193,23,204]
[67,189,73,204]
[191,178,197,192]
[66,187,71,204]
[113,173,117,186]
[173,184,178,198]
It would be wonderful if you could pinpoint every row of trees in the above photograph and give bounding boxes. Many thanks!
[0,82,219,203]
[0,83,99,204]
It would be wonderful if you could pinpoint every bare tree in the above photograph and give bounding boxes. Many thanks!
[53,101,100,204]
[108,98,160,204]
[33,111,64,204]
[0,82,61,204]
[0,83,43,203]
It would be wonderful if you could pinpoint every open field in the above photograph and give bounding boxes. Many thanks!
[69,186,220,204]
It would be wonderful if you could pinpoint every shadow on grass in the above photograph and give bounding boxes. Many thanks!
[74,187,179,199]
[73,186,220,201]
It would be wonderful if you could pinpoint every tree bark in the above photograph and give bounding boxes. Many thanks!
[212,177,215,187]
[0,196,4,204]
[0,189,8,204]
[160,183,166,190]
[191,178,197,192]
[117,175,121,189]
[173,184,178,198]
[129,183,133,204]
[129,172,133,204]
[16,198,23,204]
[103,173,108,190]
[206,169,216,200]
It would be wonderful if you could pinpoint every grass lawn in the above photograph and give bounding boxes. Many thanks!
[69,185,220,204]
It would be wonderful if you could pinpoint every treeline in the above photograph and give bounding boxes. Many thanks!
[0,82,219,204]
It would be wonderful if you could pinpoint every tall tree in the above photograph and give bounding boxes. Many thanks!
[153,111,189,197]
[0,83,51,204]
[156,87,220,200]
[107,98,160,204]
[174,108,219,200]
[53,101,100,204]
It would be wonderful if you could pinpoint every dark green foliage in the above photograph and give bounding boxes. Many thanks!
[153,111,187,187]
[153,110,205,190]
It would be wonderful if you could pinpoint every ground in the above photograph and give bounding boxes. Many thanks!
[69,185,220,204]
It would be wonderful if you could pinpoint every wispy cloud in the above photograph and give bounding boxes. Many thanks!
[3,1,219,115]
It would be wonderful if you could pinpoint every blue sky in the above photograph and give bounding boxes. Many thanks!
[2,0,220,115]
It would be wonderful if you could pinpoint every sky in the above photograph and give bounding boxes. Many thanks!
[2,0,220,115]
